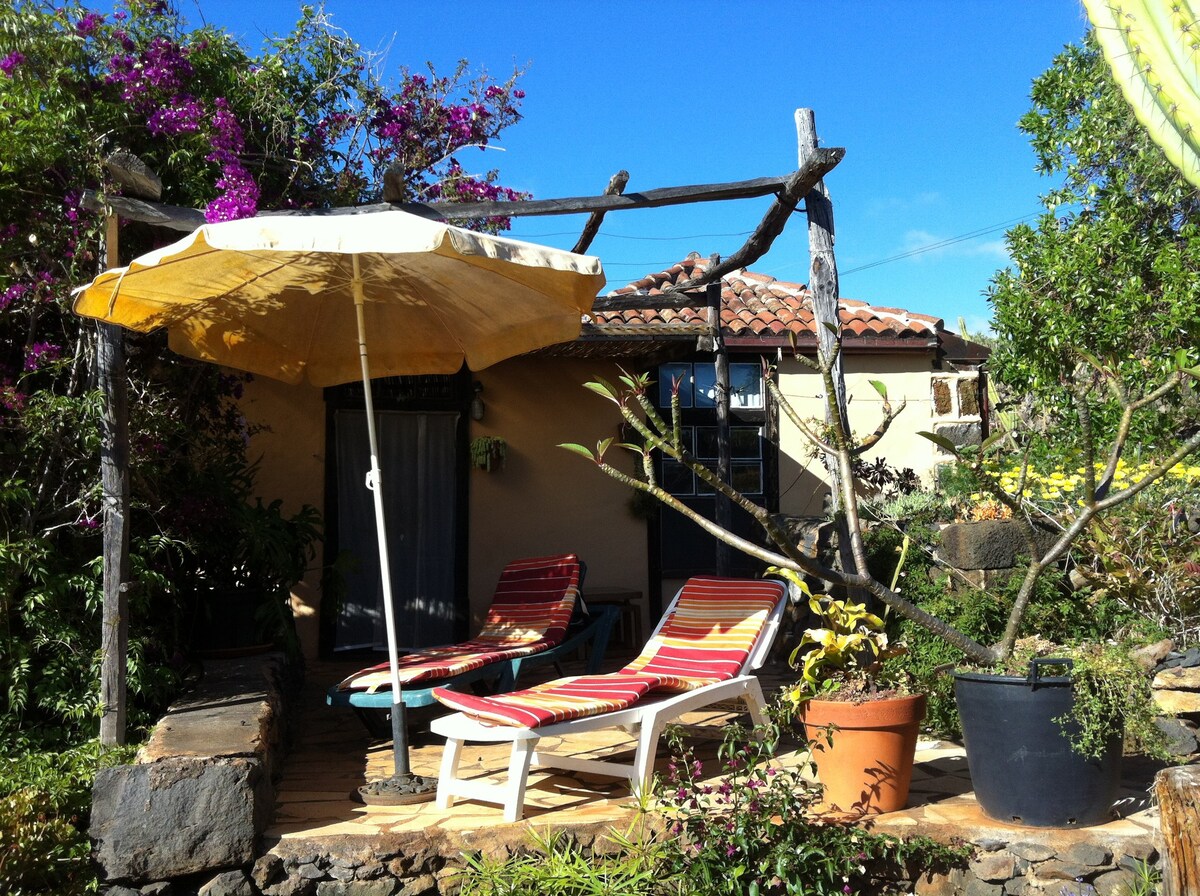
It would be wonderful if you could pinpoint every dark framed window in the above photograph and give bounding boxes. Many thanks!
[650,359,775,582]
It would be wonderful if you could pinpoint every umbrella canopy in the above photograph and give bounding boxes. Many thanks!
[74,209,604,801]
[74,210,604,387]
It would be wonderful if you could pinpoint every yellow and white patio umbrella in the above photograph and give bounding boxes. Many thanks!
[74,209,604,800]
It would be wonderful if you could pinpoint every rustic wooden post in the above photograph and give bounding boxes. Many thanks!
[94,152,156,747]
[707,261,732,575]
[98,214,130,747]
[796,108,848,513]
[1155,765,1200,896]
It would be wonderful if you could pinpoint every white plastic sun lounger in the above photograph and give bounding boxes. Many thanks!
[429,575,790,821]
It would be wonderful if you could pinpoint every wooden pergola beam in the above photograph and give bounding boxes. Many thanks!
[79,149,844,233]
[667,150,846,293]
[572,170,629,255]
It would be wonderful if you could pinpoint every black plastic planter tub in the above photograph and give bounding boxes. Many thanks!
[953,660,1123,827]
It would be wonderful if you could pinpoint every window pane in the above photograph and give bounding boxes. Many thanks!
[658,363,692,408]
[694,426,718,459]
[731,462,763,494]
[694,364,716,408]
[730,426,762,459]
[676,426,694,454]
[729,363,764,409]
[662,461,694,495]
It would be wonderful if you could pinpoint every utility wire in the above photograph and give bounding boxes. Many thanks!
[516,212,1040,275]
[839,214,1036,276]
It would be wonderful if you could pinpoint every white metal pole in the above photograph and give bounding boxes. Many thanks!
[352,255,410,777]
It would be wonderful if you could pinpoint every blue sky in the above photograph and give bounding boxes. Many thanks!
[186,0,1093,333]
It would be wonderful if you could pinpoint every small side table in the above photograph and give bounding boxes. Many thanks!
[584,586,644,649]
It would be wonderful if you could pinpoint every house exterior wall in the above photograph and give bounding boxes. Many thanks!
[775,351,940,517]
[241,348,971,659]
[240,377,327,658]
[466,356,649,634]
[241,356,647,660]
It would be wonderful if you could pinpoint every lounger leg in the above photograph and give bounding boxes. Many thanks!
[437,736,466,810]
[631,720,664,798]
[503,739,537,823]
[743,678,768,727]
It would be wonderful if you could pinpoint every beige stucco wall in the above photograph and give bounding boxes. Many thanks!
[240,377,328,658]
[776,352,938,517]
[240,356,648,659]
[466,356,648,633]
[239,350,942,658]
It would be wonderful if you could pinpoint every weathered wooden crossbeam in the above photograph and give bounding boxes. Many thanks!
[80,147,844,233]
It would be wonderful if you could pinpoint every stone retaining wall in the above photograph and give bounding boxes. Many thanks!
[910,832,1157,896]
[93,652,296,891]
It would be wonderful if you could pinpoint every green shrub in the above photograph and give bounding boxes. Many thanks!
[457,827,669,896]
[860,495,1149,738]
[655,714,968,895]
[0,741,130,895]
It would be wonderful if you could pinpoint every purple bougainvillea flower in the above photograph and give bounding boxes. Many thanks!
[0,52,25,76]
[24,341,62,371]
[75,12,104,36]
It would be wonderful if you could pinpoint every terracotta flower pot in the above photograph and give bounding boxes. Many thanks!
[801,692,927,815]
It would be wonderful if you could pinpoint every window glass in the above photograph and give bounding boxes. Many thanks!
[729,363,764,408]
[731,462,763,494]
[694,364,716,408]
[662,461,694,495]
[694,426,718,459]
[730,426,762,458]
[675,426,694,454]
[658,363,692,408]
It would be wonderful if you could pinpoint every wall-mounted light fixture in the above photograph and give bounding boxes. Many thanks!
[470,381,485,421]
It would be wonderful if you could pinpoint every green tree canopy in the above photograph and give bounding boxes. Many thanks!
[988,33,1200,447]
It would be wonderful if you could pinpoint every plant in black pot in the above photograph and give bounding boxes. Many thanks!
[952,637,1169,827]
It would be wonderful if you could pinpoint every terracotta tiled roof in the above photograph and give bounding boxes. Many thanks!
[588,253,943,346]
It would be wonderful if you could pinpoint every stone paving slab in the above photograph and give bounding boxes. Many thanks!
[267,659,1169,856]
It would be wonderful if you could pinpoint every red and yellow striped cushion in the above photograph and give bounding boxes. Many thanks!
[334,553,581,694]
[432,576,785,728]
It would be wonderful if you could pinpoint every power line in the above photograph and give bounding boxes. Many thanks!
[518,212,1041,276]
[838,214,1036,276]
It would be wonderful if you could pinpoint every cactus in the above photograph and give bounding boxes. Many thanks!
[1084,0,1200,187]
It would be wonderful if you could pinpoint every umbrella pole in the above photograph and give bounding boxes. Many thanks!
[351,256,436,804]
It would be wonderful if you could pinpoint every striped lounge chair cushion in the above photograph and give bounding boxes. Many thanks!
[432,575,786,728]
[334,553,582,694]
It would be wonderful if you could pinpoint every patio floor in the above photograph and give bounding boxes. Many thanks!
[266,654,1168,857]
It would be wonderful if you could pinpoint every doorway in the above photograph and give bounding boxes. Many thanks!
[322,374,470,655]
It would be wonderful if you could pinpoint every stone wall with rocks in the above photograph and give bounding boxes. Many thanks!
[93,652,297,893]
[913,834,1158,896]
[1151,649,1200,757]
[99,824,1159,896]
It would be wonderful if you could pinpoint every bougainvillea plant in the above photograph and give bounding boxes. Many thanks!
[0,0,529,751]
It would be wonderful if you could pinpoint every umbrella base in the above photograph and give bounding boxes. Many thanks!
[355,773,438,806]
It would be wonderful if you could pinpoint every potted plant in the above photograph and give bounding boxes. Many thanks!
[776,570,926,816]
[951,634,1169,826]
[565,336,1199,826]
[470,435,507,472]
